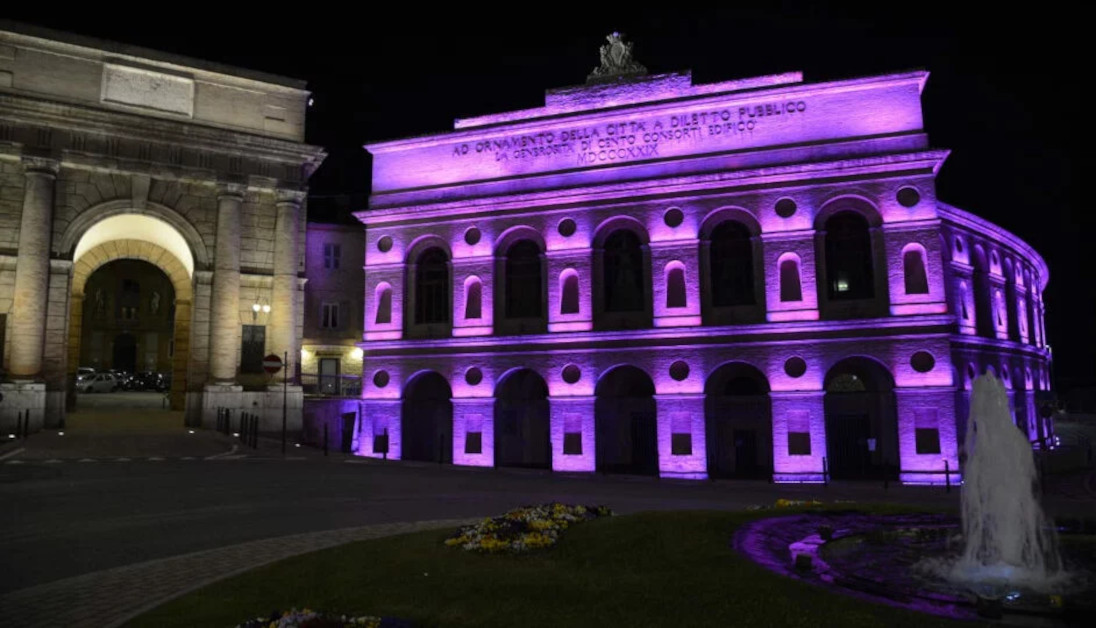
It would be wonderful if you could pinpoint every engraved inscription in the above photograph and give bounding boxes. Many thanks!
[101,63,195,117]
[450,99,808,167]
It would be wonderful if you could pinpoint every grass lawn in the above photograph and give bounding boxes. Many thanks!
[127,507,975,628]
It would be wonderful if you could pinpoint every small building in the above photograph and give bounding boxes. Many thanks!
[354,35,1051,484]
[302,221,365,397]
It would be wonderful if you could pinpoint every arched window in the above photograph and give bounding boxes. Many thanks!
[902,245,929,295]
[560,269,580,315]
[414,248,449,325]
[959,281,971,322]
[665,262,686,309]
[709,221,754,306]
[603,230,645,313]
[504,240,542,319]
[779,255,802,302]
[824,211,874,300]
[374,283,392,324]
[994,289,1006,328]
[464,276,482,319]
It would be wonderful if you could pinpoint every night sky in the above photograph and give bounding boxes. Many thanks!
[5,10,1085,386]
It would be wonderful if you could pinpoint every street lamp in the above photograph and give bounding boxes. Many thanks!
[251,299,271,322]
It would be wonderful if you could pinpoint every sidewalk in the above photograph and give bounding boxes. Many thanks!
[0,518,476,628]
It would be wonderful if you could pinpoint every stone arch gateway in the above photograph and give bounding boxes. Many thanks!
[0,24,325,430]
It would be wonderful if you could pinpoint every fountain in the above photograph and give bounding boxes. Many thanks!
[947,373,1063,592]
[734,373,1095,624]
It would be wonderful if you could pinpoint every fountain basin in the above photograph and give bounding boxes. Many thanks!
[734,513,1096,626]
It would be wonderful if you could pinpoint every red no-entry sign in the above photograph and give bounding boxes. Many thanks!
[262,353,283,374]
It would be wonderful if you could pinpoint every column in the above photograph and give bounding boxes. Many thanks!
[894,387,959,485]
[770,391,826,482]
[549,395,596,472]
[654,393,706,479]
[452,397,494,466]
[207,184,243,383]
[8,156,58,379]
[271,189,304,380]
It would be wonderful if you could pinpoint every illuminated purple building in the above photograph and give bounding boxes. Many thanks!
[354,41,1051,484]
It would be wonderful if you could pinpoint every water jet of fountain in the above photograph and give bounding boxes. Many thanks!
[951,373,1062,591]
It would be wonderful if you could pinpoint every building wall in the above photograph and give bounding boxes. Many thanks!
[356,67,1051,484]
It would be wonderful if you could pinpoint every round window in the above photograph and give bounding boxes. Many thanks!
[897,187,921,208]
[558,218,577,238]
[562,364,581,384]
[784,357,807,378]
[465,367,483,386]
[775,198,797,218]
[910,351,935,373]
[664,208,684,228]
[669,361,690,381]
[372,370,390,388]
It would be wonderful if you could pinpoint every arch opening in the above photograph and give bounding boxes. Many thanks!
[494,369,551,469]
[401,371,453,463]
[704,363,772,479]
[823,357,899,480]
[595,365,658,476]
[709,221,755,306]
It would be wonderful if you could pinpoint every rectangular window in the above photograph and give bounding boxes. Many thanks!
[319,358,339,395]
[240,325,265,373]
[323,243,341,269]
[563,432,582,455]
[788,432,812,456]
[671,433,693,456]
[464,431,482,454]
[915,428,942,454]
[321,303,340,329]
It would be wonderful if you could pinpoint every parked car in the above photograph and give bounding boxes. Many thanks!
[79,373,119,393]
[130,372,167,392]
[76,367,96,378]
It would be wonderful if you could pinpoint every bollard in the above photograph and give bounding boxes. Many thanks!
[324,424,329,457]
[822,457,829,488]
[945,459,951,493]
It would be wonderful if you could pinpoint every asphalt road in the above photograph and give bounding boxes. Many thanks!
[2,418,1091,599]
[0,453,973,596]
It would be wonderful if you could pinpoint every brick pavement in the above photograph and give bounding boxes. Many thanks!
[0,518,476,628]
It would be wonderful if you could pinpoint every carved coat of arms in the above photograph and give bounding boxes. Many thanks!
[587,32,648,83]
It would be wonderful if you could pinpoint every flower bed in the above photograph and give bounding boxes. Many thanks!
[236,608,413,628]
[445,503,614,553]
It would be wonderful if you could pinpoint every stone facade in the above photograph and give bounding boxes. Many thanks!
[301,222,364,396]
[0,22,324,430]
[356,66,1052,484]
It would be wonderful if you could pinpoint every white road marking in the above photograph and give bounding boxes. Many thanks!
[205,444,239,460]
[78,458,96,463]
[114,457,131,462]
[0,447,25,461]
[4,459,24,465]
